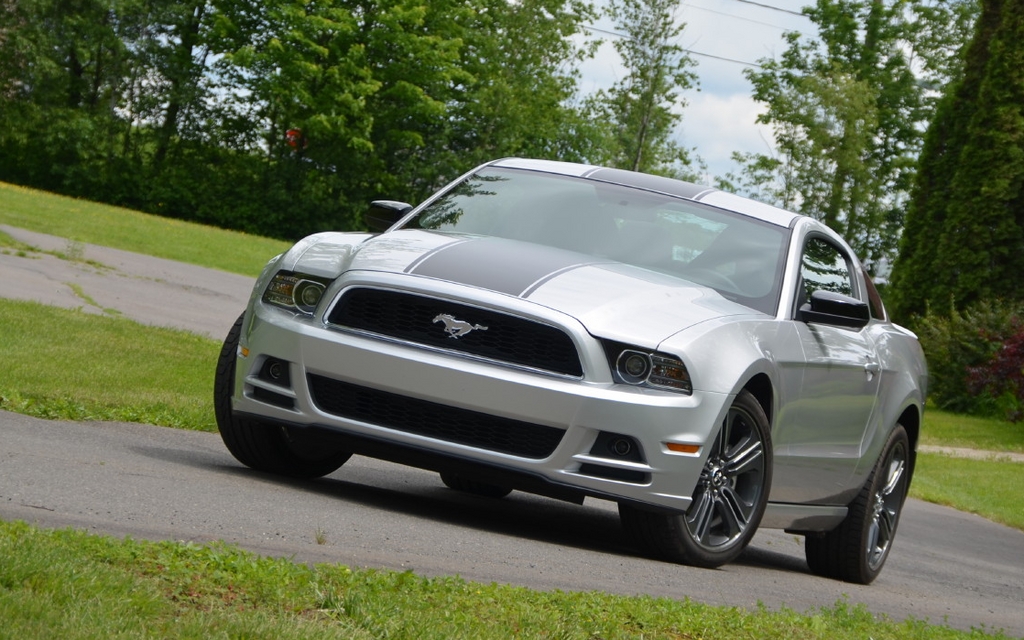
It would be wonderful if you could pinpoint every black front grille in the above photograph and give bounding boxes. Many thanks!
[326,288,583,377]
[308,374,564,459]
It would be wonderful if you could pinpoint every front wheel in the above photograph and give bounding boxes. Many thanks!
[214,313,351,478]
[620,389,772,568]
[805,424,910,584]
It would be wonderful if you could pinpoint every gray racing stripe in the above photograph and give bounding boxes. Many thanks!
[407,237,594,297]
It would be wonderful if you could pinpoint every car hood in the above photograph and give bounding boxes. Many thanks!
[291,230,762,347]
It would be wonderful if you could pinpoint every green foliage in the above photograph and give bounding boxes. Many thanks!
[429,0,604,181]
[732,0,977,272]
[914,301,1024,417]
[587,0,699,176]
[0,0,608,241]
[0,519,1013,638]
[891,0,1024,319]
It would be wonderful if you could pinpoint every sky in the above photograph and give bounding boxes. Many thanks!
[575,0,816,181]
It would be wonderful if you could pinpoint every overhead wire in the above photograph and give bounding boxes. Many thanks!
[582,0,814,68]
[725,0,807,17]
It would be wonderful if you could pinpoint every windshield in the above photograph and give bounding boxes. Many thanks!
[409,167,789,314]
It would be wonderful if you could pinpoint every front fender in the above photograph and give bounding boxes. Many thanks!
[658,317,794,400]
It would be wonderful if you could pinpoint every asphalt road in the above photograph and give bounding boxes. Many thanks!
[0,224,251,338]
[1,226,1023,636]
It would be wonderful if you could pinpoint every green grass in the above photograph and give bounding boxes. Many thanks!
[920,407,1024,452]
[0,520,1011,640]
[0,298,218,431]
[911,452,1024,530]
[0,181,289,277]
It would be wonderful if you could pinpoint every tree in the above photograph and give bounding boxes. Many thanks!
[448,0,602,171]
[589,0,698,175]
[889,0,1024,319]
[732,0,977,272]
[0,0,137,198]
[0,0,607,240]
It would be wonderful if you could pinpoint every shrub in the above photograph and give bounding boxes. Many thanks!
[967,319,1024,422]
[916,301,1024,420]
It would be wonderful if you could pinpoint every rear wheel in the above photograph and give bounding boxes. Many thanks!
[805,424,910,584]
[214,313,350,478]
[620,389,772,568]
[439,472,513,498]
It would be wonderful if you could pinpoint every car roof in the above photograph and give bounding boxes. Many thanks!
[490,157,801,229]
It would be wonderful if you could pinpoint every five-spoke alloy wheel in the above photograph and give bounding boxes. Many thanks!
[620,389,772,568]
[805,424,911,584]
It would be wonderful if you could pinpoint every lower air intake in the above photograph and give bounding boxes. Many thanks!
[307,374,564,460]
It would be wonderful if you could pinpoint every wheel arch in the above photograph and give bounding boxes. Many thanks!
[897,402,922,480]
[742,373,774,428]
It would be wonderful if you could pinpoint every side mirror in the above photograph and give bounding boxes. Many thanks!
[365,200,412,232]
[799,290,870,329]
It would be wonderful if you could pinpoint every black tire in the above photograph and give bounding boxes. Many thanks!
[439,472,513,498]
[805,424,910,584]
[620,389,772,568]
[214,313,350,478]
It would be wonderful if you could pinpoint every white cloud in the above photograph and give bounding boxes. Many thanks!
[678,89,774,179]
[575,0,812,179]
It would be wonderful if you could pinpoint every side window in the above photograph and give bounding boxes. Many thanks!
[864,274,887,321]
[801,237,853,300]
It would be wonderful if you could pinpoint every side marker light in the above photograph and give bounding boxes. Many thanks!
[666,442,701,455]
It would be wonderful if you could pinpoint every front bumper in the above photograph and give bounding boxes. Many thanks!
[230,278,733,514]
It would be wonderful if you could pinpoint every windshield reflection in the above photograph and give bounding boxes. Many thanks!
[409,168,789,314]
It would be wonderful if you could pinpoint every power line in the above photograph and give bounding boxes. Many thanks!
[581,0,815,69]
[692,49,763,68]
[583,25,764,68]
[683,3,810,33]
[722,0,807,17]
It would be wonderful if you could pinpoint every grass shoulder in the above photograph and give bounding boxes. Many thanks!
[911,453,1024,530]
[921,407,1024,452]
[0,181,289,277]
[0,519,1011,639]
[0,298,218,431]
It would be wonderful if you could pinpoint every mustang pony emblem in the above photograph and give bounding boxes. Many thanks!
[433,314,488,339]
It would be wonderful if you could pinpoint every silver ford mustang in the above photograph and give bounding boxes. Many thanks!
[215,158,927,583]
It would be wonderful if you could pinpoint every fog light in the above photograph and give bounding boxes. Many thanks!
[610,438,633,456]
[259,358,291,387]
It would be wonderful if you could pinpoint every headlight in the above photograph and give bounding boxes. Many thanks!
[648,355,692,393]
[612,347,692,394]
[263,271,330,315]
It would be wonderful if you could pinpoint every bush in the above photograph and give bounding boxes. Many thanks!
[916,301,1024,420]
[967,319,1024,422]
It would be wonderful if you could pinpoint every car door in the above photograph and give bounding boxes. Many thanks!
[771,235,882,505]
